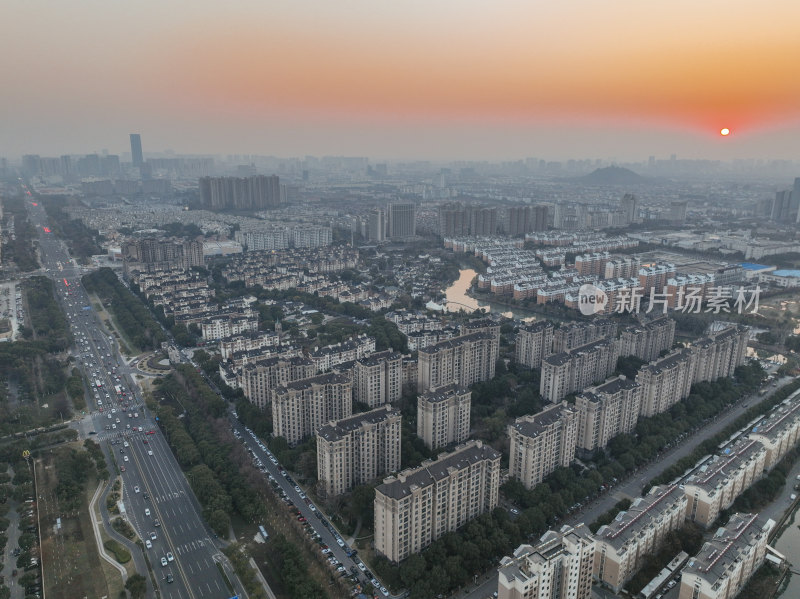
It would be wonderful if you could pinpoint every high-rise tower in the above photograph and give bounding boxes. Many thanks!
[129,134,144,168]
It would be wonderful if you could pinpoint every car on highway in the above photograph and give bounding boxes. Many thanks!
[166,574,174,584]
[134,486,140,493]
[154,519,160,527]
[160,557,168,567]
[148,450,153,456]
[150,532,157,540]
[145,508,151,517]
[123,455,128,462]
[167,552,174,562]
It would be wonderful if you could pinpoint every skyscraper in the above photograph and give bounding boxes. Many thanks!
[129,133,144,168]
[619,193,638,224]
[388,203,416,239]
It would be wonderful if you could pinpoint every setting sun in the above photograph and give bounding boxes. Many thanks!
[720,128,731,136]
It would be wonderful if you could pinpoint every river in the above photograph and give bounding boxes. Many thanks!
[443,268,539,321]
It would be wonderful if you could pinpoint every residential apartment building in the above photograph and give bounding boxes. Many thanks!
[239,355,315,410]
[691,325,749,384]
[219,330,280,360]
[497,524,597,599]
[540,339,619,403]
[552,320,618,354]
[748,388,800,470]
[309,334,376,373]
[271,373,353,446]
[604,257,641,280]
[678,513,774,599]
[417,384,471,450]
[417,332,499,392]
[515,321,554,369]
[200,315,259,341]
[374,441,500,563]
[593,485,688,593]
[316,406,401,497]
[353,350,403,408]
[575,252,611,278]
[682,438,767,528]
[636,348,696,418]
[618,318,676,362]
[508,403,579,489]
[575,376,642,456]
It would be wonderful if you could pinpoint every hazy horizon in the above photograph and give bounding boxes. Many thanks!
[3,0,800,162]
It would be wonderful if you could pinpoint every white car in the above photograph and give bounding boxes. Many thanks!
[112,424,117,429]
[380,587,389,596]
[150,532,157,540]
[167,552,174,562]
[107,414,112,419]
[358,562,366,572]
[123,441,129,447]
[148,450,153,456]
[145,539,152,549]
[336,539,345,547]
[134,486,140,493]
[145,508,151,516]
[160,557,168,567]
[123,455,128,462]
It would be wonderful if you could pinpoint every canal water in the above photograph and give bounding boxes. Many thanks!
[443,268,538,321]
[775,504,800,597]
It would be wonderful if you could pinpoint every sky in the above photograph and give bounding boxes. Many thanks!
[2,0,800,162]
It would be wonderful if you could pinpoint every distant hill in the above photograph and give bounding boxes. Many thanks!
[581,166,647,185]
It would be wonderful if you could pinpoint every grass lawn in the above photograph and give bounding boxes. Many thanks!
[36,444,124,599]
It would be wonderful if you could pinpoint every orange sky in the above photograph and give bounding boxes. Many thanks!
[2,0,800,159]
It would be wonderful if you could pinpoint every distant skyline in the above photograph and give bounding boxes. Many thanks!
[3,0,800,161]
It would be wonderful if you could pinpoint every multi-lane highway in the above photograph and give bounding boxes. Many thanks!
[23,192,241,599]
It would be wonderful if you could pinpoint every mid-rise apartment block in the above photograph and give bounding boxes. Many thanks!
[618,318,676,362]
[353,350,402,407]
[593,485,687,593]
[604,257,641,280]
[271,373,353,446]
[678,513,774,599]
[692,325,749,384]
[498,524,596,599]
[239,355,315,410]
[417,332,499,392]
[749,388,800,470]
[316,406,401,497]
[417,384,471,450]
[515,321,554,369]
[540,339,619,403]
[682,438,767,528]
[508,403,579,489]
[575,376,642,456]
[552,320,618,353]
[374,441,500,563]
[636,348,696,418]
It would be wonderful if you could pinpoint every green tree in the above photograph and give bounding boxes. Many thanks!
[125,573,147,599]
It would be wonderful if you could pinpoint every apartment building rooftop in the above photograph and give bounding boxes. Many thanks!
[683,513,773,583]
[419,383,470,403]
[377,441,499,501]
[592,375,640,395]
[596,484,684,550]
[357,349,402,367]
[511,403,575,438]
[418,331,495,355]
[683,438,764,493]
[317,405,400,442]
[278,372,351,392]
[751,389,800,438]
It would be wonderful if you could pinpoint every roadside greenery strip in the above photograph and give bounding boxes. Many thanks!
[649,375,800,487]
[82,268,166,351]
